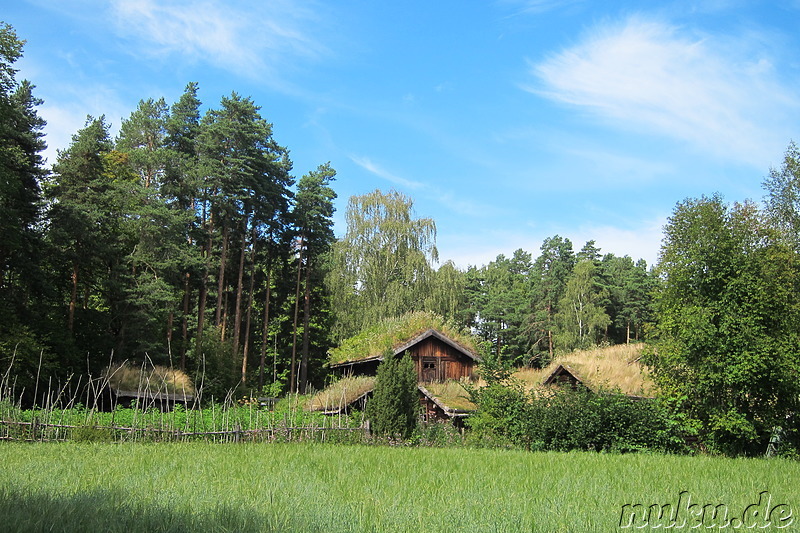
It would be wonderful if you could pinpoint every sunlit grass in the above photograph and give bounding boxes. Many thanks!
[0,442,797,532]
[308,375,375,412]
[514,343,654,396]
[329,311,478,364]
[421,380,475,411]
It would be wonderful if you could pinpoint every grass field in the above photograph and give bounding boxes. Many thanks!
[1,443,797,532]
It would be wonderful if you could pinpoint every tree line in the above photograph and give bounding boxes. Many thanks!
[2,22,655,403]
[1,23,338,400]
[3,22,800,455]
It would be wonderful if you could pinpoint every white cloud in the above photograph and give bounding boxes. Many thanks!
[439,215,667,270]
[570,217,667,267]
[349,155,502,220]
[109,0,328,78]
[528,15,800,168]
[501,0,586,16]
[38,87,129,168]
[349,155,426,190]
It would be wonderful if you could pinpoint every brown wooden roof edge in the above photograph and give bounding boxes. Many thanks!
[329,328,481,368]
[112,389,196,402]
[417,384,474,418]
[328,354,385,369]
[394,328,481,362]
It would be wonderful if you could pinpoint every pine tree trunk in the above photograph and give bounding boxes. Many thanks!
[196,233,212,356]
[180,271,190,371]
[232,218,248,358]
[289,238,304,394]
[546,303,554,360]
[166,310,174,347]
[300,259,312,393]
[215,223,230,327]
[240,227,257,384]
[258,256,272,390]
[68,261,78,332]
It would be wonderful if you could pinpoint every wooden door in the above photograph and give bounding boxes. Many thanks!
[422,358,438,382]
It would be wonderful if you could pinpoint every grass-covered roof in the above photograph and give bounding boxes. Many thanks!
[328,311,480,365]
[104,362,196,396]
[308,375,375,413]
[512,343,654,397]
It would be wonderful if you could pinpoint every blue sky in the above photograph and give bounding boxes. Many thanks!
[6,1,800,267]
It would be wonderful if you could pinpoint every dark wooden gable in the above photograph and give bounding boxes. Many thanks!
[331,329,479,382]
[394,329,478,382]
[542,364,586,390]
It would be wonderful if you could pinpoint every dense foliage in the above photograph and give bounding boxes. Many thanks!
[648,193,800,455]
[366,353,418,438]
[467,379,687,453]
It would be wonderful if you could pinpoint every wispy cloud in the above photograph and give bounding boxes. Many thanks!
[349,155,426,190]
[349,155,500,218]
[527,15,800,167]
[109,0,329,78]
[500,0,585,16]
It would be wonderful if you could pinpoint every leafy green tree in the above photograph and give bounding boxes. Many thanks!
[554,259,610,352]
[327,189,437,340]
[367,352,418,439]
[648,195,800,455]
[196,92,293,376]
[117,98,198,360]
[0,23,46,311]
[425,260,469,327]
[598,254,654,344]
[475,249,534,365]
[764,141,800,251]
[529,236,575,363]
[0,24,56,402]
[46,117,117,335]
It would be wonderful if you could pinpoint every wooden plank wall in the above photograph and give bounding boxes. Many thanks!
[406,337,474,381]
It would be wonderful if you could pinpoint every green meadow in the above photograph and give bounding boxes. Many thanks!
[1,443,797,532]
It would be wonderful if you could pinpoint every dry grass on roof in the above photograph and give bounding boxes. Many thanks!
[329,311,479,365]
[308,375,375,412]
[103,362,195,395]
[513,343,655,397]
[421,380,476,412]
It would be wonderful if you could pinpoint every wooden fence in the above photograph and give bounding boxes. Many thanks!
[0,418,369,444]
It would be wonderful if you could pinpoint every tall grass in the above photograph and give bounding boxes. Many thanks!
[0,443,797,532]
[514,344,654,396]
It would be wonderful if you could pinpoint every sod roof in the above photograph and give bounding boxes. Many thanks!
[328,311,480,366]
[104,362,196,397]
[308,375,376,413]
[512,343,655,397]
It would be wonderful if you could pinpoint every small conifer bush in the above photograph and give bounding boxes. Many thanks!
[366,352,418,439]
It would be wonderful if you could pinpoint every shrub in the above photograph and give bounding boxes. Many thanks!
[366,352,418,439]
[467,382,689,453]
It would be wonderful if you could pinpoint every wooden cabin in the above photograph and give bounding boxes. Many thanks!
[316,327,480,422]
[330,328,479,382]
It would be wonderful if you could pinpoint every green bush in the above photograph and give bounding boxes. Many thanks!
[366,352,418,439]
[467,383,689,454]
